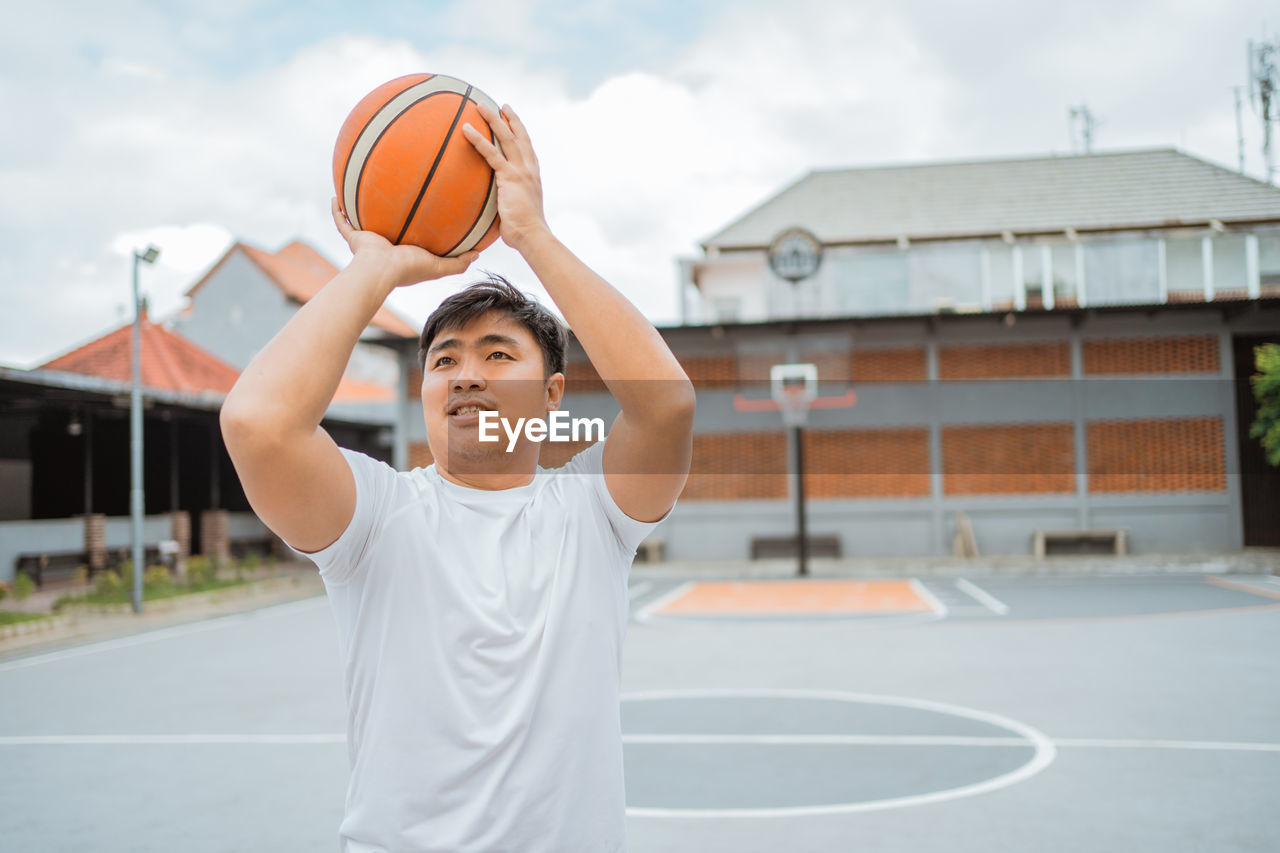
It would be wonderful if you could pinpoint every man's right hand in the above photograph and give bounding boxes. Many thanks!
[331,197,478,289]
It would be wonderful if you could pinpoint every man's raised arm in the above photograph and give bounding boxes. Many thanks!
[462,106,695,523]
[220,200,476,553]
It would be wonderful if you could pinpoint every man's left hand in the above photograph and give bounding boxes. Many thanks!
[461,103,551,256]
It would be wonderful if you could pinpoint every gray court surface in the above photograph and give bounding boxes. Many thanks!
[1,572,1278,852]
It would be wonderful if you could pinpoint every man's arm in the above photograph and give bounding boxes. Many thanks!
[462,105,695,523]
[220,200,477,553]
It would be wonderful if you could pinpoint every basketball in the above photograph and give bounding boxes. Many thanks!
[333,73,503,258]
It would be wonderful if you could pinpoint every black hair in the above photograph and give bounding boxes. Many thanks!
[417,273,567,377]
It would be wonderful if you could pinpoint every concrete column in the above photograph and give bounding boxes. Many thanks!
[84,513,106,574]
[200,509,230,567]
[170,510,191,579]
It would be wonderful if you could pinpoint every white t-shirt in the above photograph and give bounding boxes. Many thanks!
[303,441,660,853]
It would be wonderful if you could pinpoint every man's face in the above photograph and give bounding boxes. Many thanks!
[420,311,563,470]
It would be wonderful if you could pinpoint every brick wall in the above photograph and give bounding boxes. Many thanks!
[1087,417,1226,492]
[681,432,787,501]
[939,342,1071,379]
[802,429,931,498]
[851,347,927,382]
[941,423,1076,495]
[564,359,608,394]
[1083,335,1219,374]
[678,354,737,389]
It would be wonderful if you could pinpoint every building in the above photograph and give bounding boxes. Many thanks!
[0,307,391,585]
[640,149,1280,559]
[172,238,410,422]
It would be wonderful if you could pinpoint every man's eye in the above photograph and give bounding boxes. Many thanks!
[433,356,454,367]
[488,352,511,360]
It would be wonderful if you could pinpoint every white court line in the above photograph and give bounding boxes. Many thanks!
[1266,577,1280,587]
[0,734,344,745]
[0,596,328,673]
[2,733,1275,753]
[955,578,1010,615]
[622,734,1280,752]
[633,581,695,624]
[909,579,948,618]
[628,581,653,600]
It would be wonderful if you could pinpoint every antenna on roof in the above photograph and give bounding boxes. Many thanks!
[1069,104,1096,154]
[1234,86,1247,173]
[1248,35,1279,182]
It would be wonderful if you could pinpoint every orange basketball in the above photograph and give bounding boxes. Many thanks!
[333,73,503,258]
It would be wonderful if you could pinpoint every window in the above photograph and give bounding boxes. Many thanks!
[835,249,909,315]
[906,242,984,312]
[1082,239,1161,305]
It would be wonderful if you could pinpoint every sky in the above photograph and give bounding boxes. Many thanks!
[1,0,1277,367]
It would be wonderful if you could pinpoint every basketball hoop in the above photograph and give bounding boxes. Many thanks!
[771,363,818,428]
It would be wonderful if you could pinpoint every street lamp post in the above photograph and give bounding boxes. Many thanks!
[131,245,160,614]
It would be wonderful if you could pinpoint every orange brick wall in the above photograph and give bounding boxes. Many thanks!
[564,359,608,394]
[802,429,932,498]
[1087,417,1225,492]
[681,432,787,501]
[941,423,1076,495]
[406,366,422,398]
[851,348,927,382]
[1082,336,1219,375]
[678,354,737,389]
[939,342,1071,379]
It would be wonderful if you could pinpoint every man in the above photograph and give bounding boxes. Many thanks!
[220,101,695,852]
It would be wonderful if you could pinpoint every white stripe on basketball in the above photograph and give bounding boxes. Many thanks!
[446,88,504,256]
[342,74,472,232]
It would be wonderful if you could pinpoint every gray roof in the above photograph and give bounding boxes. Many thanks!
[704,149,1280,250]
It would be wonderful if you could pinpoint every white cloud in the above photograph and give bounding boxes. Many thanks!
[1,0,1275,367]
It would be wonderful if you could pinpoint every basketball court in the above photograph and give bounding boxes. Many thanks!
[0,568,1277,851]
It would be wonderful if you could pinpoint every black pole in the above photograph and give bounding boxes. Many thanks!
[793,425,808,577]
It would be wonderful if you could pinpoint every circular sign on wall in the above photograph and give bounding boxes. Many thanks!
[767,228,823,283]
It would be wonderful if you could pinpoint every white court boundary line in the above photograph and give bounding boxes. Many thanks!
[633,581,695,624]
[955,578,1010,615]
[2,733,1273,753]
[619,687,1056,818]
[0,597,328,673]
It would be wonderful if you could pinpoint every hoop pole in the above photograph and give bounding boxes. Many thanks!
[793,425,808,578]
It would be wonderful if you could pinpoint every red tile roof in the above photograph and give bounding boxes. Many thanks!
[187,239,418,339]
[41,308,241,394]
[39,309,395,404]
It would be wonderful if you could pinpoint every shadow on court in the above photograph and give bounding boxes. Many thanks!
[0,571,1277,852]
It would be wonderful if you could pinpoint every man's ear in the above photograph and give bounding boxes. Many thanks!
[545,372,565,411]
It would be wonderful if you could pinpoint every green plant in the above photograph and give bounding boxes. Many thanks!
[144,565,173,593]
[0,580,9,602]
[13,572,35,602]
[186,555,214,587]
[73,565,89,587]
[94,570,124,598]
[1250,343,1280,468]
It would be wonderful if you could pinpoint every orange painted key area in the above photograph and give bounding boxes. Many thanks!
[655,580,936,615]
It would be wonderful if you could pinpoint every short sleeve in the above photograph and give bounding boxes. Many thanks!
[561,441,672,554]
[293,448,399,585]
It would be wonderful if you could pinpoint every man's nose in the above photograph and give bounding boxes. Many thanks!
[450,361,487,392]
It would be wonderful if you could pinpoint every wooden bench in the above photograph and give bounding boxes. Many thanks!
[1033,528,1128,558]
[750,535,841,560]
[635,538,666,563]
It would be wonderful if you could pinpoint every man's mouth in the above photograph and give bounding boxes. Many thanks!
[451,405,484,416]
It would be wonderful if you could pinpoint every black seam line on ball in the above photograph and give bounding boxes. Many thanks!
[443,114,497,257]
[351,77,444,229]
[396,84,473,246]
